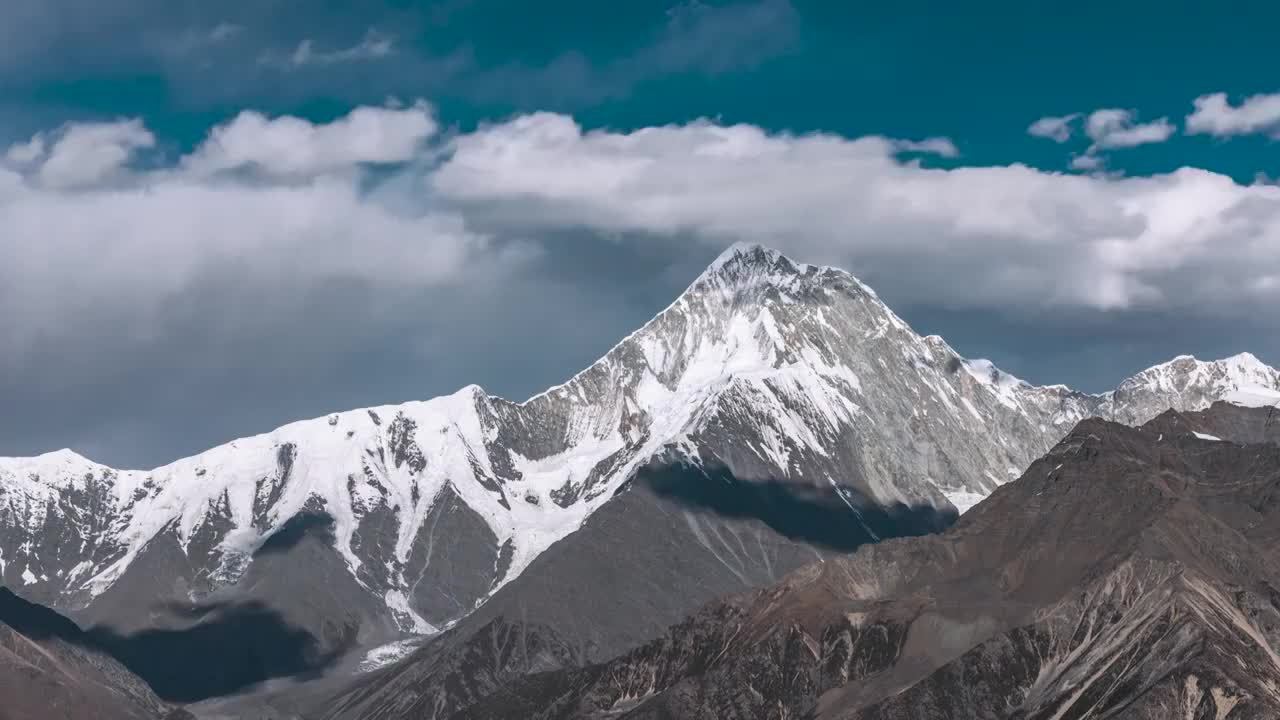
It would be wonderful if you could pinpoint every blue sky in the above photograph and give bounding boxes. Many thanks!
[3,0,1280,466]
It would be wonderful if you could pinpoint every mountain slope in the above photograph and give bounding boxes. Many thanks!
[460,402,1280,720]
[2,244,1278,702]
[0,587,189,720]
[313,457,953,720]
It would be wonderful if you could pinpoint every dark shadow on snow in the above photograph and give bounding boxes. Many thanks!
[253,509,337,557]
[638,460,954,552]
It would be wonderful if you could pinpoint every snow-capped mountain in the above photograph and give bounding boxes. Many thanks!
[2,243,1278,653]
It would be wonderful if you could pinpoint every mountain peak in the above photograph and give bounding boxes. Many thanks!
[1,447,94,469]
[696,242,808,286]
[706,241,785,270]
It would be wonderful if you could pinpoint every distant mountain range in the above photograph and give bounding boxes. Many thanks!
[1,244,1278,716]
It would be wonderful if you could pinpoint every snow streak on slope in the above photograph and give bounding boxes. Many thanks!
[2,243,1278,633]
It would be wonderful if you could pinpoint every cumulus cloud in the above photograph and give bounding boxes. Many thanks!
[8,102,1280,464]
[1027,114,1078,143]
[1186,91,1280,138]
[0,105,507,374]
[4,119,156,189]
[435,112,1280,312]
[182,101,437,177]
[1084,108,1175,150]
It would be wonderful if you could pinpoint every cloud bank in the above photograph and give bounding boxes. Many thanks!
[0,102,502,374]
[435,112,1280,312]
[7,103,1280,354]
[6,100,1280,464]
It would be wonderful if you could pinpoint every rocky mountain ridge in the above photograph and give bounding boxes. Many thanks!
[459,401,1280,719]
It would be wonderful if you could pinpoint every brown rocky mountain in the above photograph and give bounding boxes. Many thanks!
[455,402,1280,719]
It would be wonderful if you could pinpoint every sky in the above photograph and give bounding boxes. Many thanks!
[4,0,1280,467]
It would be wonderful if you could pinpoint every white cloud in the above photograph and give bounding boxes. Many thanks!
[1084,108,1175,150]
[3,119,155,189]
[1027,114,1078,143]
[1186,91,1280,138]
[182,102,437,177]
[435,112,1280,313]
[0,109,507,371]
[7,104,1280,381]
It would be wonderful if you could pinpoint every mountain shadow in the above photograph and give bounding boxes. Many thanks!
[0,587,192,720]
[639,460,954,551]
[1,583,347,703]
[253,509,338,557]
[86,599,351,702]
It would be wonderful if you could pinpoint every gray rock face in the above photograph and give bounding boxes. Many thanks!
[461,403,1280,720]
[0,245,1276,701]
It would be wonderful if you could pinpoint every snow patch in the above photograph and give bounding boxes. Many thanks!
[357,636,429,672]
[1224,385,1280,409]
[944,491,987,515]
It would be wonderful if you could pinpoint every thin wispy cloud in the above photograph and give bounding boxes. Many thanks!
[1027,114,1079,143]
[894,137,959,158]
[261,29,395,70]
[465,0,799,106]
[208,22,244,43]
